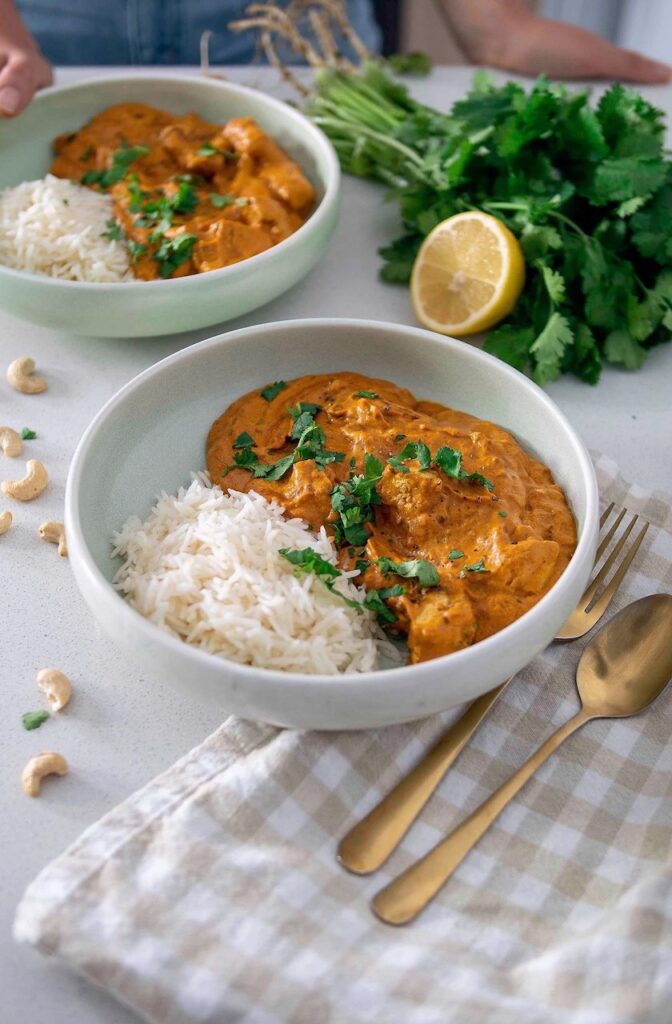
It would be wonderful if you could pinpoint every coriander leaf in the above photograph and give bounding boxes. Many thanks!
[386,52,432,76]
[530,312,574,384]
[127,240,147,264]
[484,324,534,374]
[101,218,124,242]
[233,447,258,468]
[434,446,494,491]
[464,559,488,573]
[363,585,405,624]
[590,156,666,204]
[80,144,94,162]
[539,263,566,305]
[232,431,256,449]
[354,390,379,399]
[22,710,49,731]
[448,549,464,560]
[377,557,440,587]
[388,440,431,471]
[210,192,234,208]
[261,381,287,402]
[253,453,295,481]
[498,510,508,518]
[604,327,648,370]
[154,233,197,278]
[289,402,321,418]
[394,433,406,442]
[20,428,37,440]
[279,547,340,580]
[355,558,370,574]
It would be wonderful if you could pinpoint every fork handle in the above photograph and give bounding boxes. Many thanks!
[372,709,590,926]
[338,682,509,875]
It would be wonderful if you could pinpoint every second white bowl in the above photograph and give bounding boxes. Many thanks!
[65,318,599,728]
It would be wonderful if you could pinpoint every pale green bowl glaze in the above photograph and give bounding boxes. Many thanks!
[0,75,340,336]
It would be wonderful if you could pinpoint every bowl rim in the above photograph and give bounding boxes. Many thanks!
[0,73,340,291]
[65,317,600,692]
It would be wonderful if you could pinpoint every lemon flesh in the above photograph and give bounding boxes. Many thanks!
[411,211,525,336]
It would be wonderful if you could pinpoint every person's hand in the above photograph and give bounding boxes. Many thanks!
[439,0,671,84]
[0,2,53,117]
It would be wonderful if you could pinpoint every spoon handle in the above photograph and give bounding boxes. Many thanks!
[372,710,590,925]
[338,681,509,875]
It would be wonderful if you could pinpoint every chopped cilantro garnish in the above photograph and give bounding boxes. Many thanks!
[210,192,234,208]
[233,431,256,449]
[464,559,488,573]
[261,381,287,402]
[388,440,431,472]
[196,141,238,160]
[101,218,124,242]
[127,240,147,264]
[355,558,370,574]
[377,557,440,587]
[80,144,94,162]
[233,447,258,469]
[363,584,405,624]
[279,547,340,580]
[279,547,363,612]
[81,144,150,189]
[22,710,49,731]
[498,510,508,517]
[20,428,37,440]
[289,402,322,441]
[434,446,494,492]
[448,549,464,560]
[394,433,406,442]
[154,233,197,278]
[252,453,295,481]
[354,390,379,399]
[331,453,383,547]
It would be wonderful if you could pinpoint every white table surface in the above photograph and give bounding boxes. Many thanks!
[1,65,671,1024]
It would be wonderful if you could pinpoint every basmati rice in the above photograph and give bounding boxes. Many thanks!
[112,479,384,675]
[0,174,131,282]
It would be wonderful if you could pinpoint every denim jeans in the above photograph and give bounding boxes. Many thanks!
[17,0,381,65]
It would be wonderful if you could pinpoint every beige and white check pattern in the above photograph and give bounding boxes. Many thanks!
[14,454,672,1024]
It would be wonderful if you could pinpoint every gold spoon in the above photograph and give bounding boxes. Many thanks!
[372,594,672,926]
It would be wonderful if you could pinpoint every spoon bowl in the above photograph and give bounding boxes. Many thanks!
[578,594,672,718]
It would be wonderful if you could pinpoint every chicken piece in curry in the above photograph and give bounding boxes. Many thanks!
[50,102,315,280]
[207,373,577,665]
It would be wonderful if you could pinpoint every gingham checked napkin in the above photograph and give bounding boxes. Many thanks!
[14,454,672,1024]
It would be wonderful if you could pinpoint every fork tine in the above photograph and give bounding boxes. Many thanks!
[580,513,638,610]
[586,522,650,623]
[599,501,615,531]
[595,506,625,563]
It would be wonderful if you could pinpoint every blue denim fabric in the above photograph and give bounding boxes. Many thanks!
[16,0,381,65]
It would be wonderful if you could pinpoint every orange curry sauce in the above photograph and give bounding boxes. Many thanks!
[207,373,577,664]
[51,103,315,280]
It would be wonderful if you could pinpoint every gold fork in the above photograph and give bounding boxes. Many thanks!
[337,503,649,876]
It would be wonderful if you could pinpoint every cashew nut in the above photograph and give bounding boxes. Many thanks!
[0,426,22,457]
[21,752,68,797]
[7,357,48,394]
[1,459,48,501]
[38,520,67,557]
[0,510,12,535]
[37,668,72,712]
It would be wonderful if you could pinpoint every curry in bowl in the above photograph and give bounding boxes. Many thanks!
[51,102,316,280]
[206,372,577,665]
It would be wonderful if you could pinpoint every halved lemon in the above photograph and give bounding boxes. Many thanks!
[410,211,525,336]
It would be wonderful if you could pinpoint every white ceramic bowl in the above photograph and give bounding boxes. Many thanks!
[0,75,340,337]
[65,319,599,729]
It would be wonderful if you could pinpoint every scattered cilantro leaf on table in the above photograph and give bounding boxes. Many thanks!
[22,710,49,731]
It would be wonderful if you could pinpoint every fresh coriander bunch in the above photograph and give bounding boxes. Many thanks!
[308,67,672,385]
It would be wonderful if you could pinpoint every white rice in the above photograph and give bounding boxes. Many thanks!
[112,479,383,675]
[0,174,132,282]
